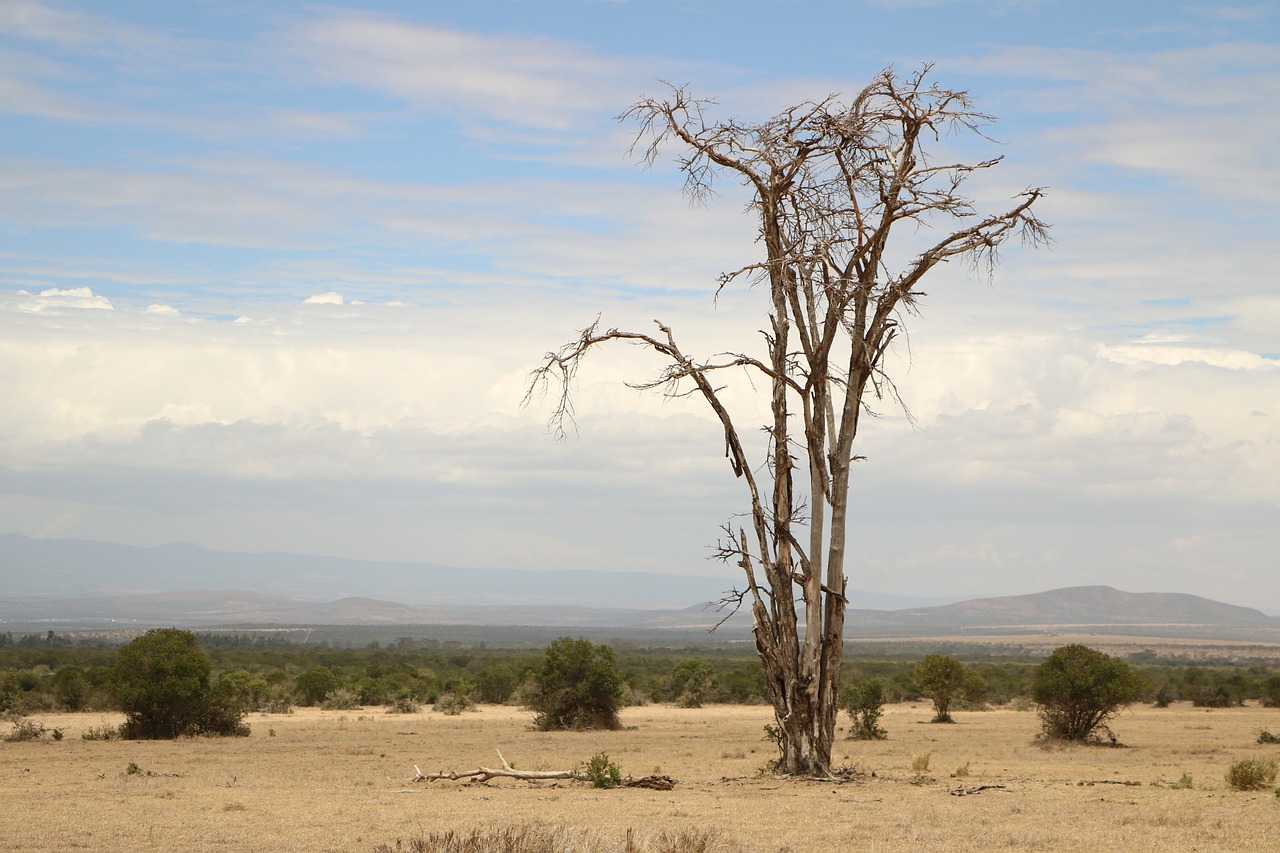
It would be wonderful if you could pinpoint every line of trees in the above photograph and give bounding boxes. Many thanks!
[6,633,1280,723]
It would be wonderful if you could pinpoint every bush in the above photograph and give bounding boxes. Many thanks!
[216,670,269,713]
[433,691,475,715]
[840,678,887,740]
[81,722,119,741]
[670,659,714,709]
[387,694,421,714]
[294,667,341,706]
[914,655,972,723]
[111,628,248,739]
[473,664,520,705]
[1261,675,1280,708]
[320,689,362,711]
[1225,757,1278,791]
[1258,730,1280,745]
[526,637,624,731]
[578,753,622,789]
[52,666,91,711]
[3,713,46,742]
[1031,644,1144,743]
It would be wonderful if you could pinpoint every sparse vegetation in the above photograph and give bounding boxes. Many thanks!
[372,824,727,853]
[81,721,119,741]
[3,712,46,742]
[911,752,932,772]
[320,689,362,711]
[1225,756,1278,791]
[6,700,1280,850]
[1258,730,1279,744]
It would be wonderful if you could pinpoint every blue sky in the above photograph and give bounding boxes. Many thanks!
[1,1,1278,609]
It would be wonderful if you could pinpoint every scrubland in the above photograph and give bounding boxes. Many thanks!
[2,701,1278,852]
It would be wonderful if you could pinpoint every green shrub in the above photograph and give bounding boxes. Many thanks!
[1225,757,1278,791]
[387,694,421,714]
[3,713,46,742]
[112,628,248,739]
[840,678,887,740]
[52,666,91,711]
[1258,730,1280,745]
[473,664,520,704]
[216,670,269,713]
[526,637,624,731]
[259,688,294,714]
[433,691,475,715]
[914,655,974,723]
[578,753,622,789]
[1031,644,1144,743]
[81,722,119,741]
[670,659,714,709]
[294,667,340,706]
[1261,675,1280,708]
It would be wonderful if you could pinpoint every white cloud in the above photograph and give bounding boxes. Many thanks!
[9,286,114,312]
[286,13,639,130]
[303,292,344,305]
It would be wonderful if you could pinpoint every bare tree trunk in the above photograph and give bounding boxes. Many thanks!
[528,66,1048,777]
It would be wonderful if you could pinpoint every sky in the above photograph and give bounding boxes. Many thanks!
[1,1,1277,611]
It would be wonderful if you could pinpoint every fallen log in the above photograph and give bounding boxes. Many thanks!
[412,752,679,790]
[950,784,1007,796]
[623,775,676,790]
[414,750,576,784]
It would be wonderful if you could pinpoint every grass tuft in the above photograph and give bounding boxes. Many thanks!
[372,824,727,853]
[1225,757,1278,791]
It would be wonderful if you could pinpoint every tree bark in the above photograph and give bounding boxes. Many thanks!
[529,66,1047,777]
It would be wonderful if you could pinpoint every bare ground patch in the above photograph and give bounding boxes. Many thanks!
[2,703,1279,852]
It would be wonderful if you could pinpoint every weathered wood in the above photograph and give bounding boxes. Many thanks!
[414,750,577,784]
[623,775,676,790]
[950,784,1007,796]
[413,752,679,791]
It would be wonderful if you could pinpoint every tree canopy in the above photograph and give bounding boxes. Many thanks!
[527,637,625,731]
[1032,644,1145,742]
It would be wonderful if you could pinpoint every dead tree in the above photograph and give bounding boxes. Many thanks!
[527,66,1048,777]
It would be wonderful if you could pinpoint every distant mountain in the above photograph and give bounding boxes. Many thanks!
[885,585,1280,628]
[5,535,1274,641]
[2,582,1277,644]
[0,533,957,611]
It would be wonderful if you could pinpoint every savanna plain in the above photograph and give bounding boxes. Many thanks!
[3,701,1278,852]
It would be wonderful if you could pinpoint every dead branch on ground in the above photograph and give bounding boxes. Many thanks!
[412,750,677,790]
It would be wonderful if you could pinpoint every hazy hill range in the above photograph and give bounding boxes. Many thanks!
[3,535,1278,642]
[873,585,1280,629]
[0,533,952,611]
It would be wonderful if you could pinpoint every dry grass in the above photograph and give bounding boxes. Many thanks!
[1,702,1279,852]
